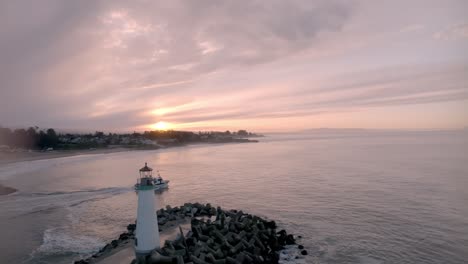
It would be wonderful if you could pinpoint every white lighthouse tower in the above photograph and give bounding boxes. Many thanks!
[134,162,160,260]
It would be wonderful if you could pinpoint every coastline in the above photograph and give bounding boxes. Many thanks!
[0,140,259,166]
[0,147,149,166]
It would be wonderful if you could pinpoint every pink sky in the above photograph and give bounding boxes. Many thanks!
[0,0,467,132]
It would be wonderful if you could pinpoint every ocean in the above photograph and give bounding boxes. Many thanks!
[0,131,467,264]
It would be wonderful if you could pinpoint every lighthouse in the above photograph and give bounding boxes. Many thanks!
[135,162,160,260]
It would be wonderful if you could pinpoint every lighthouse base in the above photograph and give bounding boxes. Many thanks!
[135,248,154,264]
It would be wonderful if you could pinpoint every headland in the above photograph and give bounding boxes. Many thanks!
[0,127,262,165]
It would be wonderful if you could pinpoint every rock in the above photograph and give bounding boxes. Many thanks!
[149,252,174,264]
[157,208,164,217]
[277,229,287,236]
[158,217,168,225]
[168,214,177,221]
[265,220,277,229]
[191,207,198,217]
[127,223,136,232]
[99,244,111,253]
[285,234,295,245]
[111,239,119,248]
[301,250,308,255]
[74,260,89,264]
[298,244,304,249]
[191,255,210,264]
[119,232,130,240]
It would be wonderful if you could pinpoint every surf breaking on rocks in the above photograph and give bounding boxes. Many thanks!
[74,203,307,264]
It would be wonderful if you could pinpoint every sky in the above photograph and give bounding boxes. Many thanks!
[0,0,467,132]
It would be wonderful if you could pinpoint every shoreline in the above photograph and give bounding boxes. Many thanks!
[0,140,259,166]
[0,147,140,166]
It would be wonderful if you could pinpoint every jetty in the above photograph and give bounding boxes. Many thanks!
[75,203,307,264]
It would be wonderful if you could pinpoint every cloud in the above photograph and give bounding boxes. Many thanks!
[433,22,468,40]
[151,63,468,125]
[0,0,353,130]
[0,0,467,131]
[400,24,424,33]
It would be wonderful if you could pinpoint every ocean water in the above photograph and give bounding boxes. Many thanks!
[0,131,467,264]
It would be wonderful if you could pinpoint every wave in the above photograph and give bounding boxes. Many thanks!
[5,187,132,217]
[28,227,106,263]
[39,228,105,254]
[30,187,131,196]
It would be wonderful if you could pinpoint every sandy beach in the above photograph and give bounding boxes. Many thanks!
[0,148,138,196]
[0,141,250,166]
[0,147,139,166]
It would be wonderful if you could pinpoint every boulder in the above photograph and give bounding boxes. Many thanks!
[111,239,119,248]
[127,223,136,232]
[158,217,168,225]
[119,232,130,240]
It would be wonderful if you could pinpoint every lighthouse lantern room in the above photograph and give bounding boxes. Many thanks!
[135,162,160,260]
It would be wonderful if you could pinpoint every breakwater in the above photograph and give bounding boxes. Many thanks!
[75,203,306,264]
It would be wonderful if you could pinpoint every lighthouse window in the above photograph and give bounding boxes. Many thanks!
[135,238,138,246]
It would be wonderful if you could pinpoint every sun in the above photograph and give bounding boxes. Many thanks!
[152,121,170,131]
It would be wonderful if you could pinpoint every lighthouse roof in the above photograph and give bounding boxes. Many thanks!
[139,162,153,172]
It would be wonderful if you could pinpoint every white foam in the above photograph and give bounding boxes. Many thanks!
[278,245,308,264]
[0,186,130,216]
[35,228,105,255]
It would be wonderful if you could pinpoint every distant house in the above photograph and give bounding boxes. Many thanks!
[71,137,82,144]
[157,138,178,145]
[121,137,131,144]
[140,139,158,145]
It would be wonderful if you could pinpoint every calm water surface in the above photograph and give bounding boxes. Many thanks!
[0,131,467,264]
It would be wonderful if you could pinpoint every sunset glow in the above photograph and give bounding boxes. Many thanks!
[0,1,467,132]
[151,122,171,131]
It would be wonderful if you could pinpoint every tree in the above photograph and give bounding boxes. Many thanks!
[46,128,58,147]
[37,128,58,149]
[237,130,248,137]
